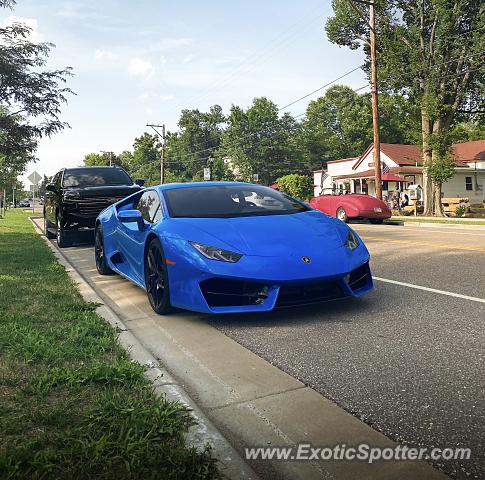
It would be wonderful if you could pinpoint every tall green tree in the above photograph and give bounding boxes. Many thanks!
[326,0,484,215]
[300,85,421,169]
[220,98,302,185]
[165,106,226,181]
[0,0,73,178]
[128,133,162,185]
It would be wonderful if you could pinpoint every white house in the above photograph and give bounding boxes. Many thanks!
[314,140,485,203]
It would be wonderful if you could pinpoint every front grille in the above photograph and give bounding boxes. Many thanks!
[347,262,370,291]
[276,281,344,308]
[74,197,125,216]
[200,278,269,307]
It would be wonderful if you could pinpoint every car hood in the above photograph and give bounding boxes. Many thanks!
[169,210,346,257]
[65,185,141,199]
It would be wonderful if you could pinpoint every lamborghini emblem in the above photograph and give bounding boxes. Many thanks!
[302,256,311,264]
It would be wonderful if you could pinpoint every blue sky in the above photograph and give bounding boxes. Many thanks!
[2,0,367,183]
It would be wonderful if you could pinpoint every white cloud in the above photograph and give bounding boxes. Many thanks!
[1,15,41,43]
[95,49,115,61]
[138,92,174,102]
[182,54,194,64]
[128,58,155,79]
[152,38,193,51]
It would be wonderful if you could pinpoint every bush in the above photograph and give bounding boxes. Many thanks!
[455,204,467,217]
[275,174,313,200]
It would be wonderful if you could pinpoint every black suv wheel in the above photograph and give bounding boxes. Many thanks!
[56,216,71,248]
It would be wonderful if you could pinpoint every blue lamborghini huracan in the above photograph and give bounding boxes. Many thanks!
[94,182,373,314]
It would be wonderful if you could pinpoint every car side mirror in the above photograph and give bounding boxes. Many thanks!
[46,183,56,192]
[135,179,145,187]
[118,209,145,230]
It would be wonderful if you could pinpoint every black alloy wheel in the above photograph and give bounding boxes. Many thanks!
[145,238,172,315]
[95,225,113,275]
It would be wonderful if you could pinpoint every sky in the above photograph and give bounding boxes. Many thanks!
[1,0,368,185]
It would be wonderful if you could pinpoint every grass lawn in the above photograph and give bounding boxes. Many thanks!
[0,209,219,480]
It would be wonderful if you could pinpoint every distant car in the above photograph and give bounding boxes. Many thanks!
[310,192,392,224]
[95,182,373,315]
[19,199,30,208]
[44,166,144,247]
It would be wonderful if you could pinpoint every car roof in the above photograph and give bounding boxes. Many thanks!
[155,181,255,191]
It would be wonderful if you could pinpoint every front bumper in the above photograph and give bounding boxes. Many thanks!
[165,239,373,314]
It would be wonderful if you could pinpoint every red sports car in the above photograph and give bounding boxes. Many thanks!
[309,193,392,224]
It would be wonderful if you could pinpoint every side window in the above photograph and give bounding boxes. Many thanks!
[136,191,161,223]
[51,172,60,188]
[465,176,473,191]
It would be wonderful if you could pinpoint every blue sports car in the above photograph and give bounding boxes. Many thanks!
[94,182,373,314]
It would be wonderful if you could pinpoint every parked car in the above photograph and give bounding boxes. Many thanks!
[95,182,373,315]
[18,199,30,208]
[44,166,144,247]
[310,192,392,224]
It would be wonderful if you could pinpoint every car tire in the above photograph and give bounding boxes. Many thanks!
[95,225,114,275]
[145,237,173,315]
[56,215,71,248]
[44,213,55,239]
[336,207,348,223]
[369,218,384,224]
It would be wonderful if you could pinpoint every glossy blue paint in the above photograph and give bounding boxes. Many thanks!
[96,182,374,314]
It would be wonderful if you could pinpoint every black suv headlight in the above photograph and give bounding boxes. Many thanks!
[190,241,242,263]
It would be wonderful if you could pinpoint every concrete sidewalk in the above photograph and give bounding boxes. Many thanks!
[31,217,449,480]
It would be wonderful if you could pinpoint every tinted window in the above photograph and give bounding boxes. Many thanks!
[62,168,133,187]
[136,191,161,223]
[163,185,309,218]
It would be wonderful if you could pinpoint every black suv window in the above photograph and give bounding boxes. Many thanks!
[136,191,161,223]
[62,168,133,187]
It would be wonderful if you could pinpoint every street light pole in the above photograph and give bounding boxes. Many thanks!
[369,0,382,200]
[147,124,166,184]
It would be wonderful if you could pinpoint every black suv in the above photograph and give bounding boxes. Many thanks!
[44,166,144,247]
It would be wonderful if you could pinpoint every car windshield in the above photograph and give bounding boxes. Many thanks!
[62,168,133,187]
[163,185,310,218]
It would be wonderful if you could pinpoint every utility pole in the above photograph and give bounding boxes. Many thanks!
[369,0,382,200]
[147,124,166,184]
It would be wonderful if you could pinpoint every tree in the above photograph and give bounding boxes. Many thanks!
[128,133,162,185]
[220,98,302,185]
[326,0,485,215]
[300,85,421,169]
[84,151,127,168]
[0,0,73,178]
[164,106,226,181]
[275,174,314,200]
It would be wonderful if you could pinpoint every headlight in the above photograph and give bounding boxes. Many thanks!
[344,229,359,251]
[190,241,242,263]
[64,191,80,200]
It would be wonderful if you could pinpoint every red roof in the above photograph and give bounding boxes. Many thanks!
[333,169,406,181]
[327,157,358,164]
[452,140,485,163]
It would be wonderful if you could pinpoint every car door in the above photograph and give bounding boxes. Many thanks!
[45,172,61,224]
[117,189,163,286]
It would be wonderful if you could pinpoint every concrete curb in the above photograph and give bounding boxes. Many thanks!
[386,218,485,230]
[29,217,258,480]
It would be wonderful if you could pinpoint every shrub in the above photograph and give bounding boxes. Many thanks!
[275,174,313,200]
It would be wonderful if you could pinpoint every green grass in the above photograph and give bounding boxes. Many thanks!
[389,216,485,225]
[0,210,220,480]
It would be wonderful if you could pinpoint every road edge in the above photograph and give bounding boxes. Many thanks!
[29,216,258,480]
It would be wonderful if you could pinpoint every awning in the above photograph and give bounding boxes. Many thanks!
[382,173,406,182]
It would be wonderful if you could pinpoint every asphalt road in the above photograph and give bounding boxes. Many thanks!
[208,223,485,480]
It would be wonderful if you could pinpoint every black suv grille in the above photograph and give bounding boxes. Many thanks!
[75,196,125,216]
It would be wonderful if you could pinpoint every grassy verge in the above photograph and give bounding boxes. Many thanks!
[0,210,220,480]
[389,216,485,225]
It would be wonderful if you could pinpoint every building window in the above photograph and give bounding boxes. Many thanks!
[465,176,473,191]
